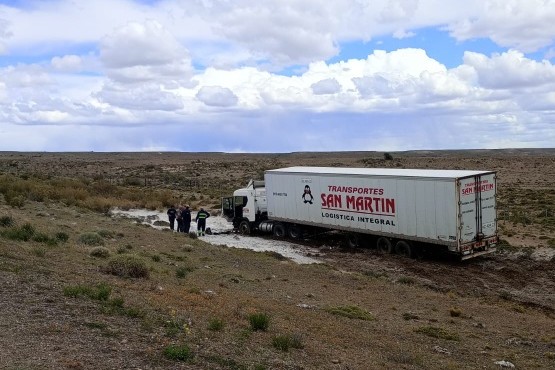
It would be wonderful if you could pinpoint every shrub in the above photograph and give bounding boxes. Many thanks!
[1,223,35,241]
[32,232,56,246]
[397,276,416,285]
[63,283,112,301]
[55,232,69,243]
[164,344,193,361]
[414,326,460,341]
[0,216,14,227]
[32,247,46,257]
[188,232,198,239]
[384,152,394,160]
[6,194,25,208]
[325,305,375,321]
[208,318,224,331]
[104,255,149,278]
[151,254,161,262]
[176,266,193,279]
[78,232,104,246]
[97,229,115,238]
[450,308,462,317]
[272,334,304,351]
[248,313,270,331]
[90,247,110,258]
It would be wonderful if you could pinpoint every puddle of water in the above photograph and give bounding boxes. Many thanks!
[110,208,321,264]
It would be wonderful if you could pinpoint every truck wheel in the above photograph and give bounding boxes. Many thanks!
[273,223,286,238]
[346,233,360,248]
[394,240,412,258]
[288,225,303,239]
[376,237,393,254]
[238,220,251,235]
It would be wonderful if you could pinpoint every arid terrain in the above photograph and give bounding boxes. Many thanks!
[1,149,555,369]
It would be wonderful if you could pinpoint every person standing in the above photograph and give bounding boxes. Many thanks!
[195,208,210,236]
[182,205,192,233]
[167,205,177,231]
[176,205,184,232]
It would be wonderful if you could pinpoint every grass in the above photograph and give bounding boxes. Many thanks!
[78,232,104,246]
[397,276,416,285]
[248,313,270,331]
[176,266,193,279]
[63,283,112,301]
[0,215,14,227]
[163,344,193,361]
[325,305,375,321]
[90,247,111,258]
[208,318,224,331]
[1,223,35,241]
[31,246,46,257]
[103,255,149,278]
[272,334,304,352]
[414,326,460,341]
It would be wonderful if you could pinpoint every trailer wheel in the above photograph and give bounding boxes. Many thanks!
[273,223,286,238]
[394,240,412,258]
[238,220,251,235]
[288,224,303,239]
[346,233,360,248]
[376,237,393,254]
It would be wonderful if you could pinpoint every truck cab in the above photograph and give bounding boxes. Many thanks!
[222,180,268,233]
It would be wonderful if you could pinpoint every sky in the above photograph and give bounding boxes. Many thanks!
[1,0,555,152]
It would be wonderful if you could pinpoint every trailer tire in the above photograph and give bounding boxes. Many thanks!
[346,233,360,248]
[238,220,251,235]
[273,223,286,238]
[288,224,303,239]
[376,237,393,254]
[394,240,412,258]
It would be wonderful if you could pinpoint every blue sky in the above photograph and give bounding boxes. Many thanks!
[1,0,555,152]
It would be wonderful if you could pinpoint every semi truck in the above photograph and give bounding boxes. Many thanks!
[221,167,498,260]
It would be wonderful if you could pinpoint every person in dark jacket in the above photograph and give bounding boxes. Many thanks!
[181,205,192,233]
[195,208,210,236]
[167,205,177,231]
[176,205,184,232]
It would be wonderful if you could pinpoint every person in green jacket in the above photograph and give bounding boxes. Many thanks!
[195,208,210,236]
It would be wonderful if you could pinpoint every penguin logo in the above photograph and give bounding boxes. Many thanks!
[302,185,314,204]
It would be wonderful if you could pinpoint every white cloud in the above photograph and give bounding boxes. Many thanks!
[311,78,341,95]
[51,55,82,71]
[447,0,555,53]
[196,86,239,107]
[463,50,555,89]
[1,1,555,151]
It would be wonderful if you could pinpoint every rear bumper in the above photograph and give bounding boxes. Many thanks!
[460,236,498,260]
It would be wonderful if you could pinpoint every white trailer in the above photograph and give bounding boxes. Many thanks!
[222,167,498,260]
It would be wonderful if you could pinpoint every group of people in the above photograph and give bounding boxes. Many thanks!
[167,205,210,236]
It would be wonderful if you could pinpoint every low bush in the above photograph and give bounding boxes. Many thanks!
[0,216,14,227]
[248,313,270,331]
[90,247,110,258]
[414,326,460,341]
[104,255,149,278]
[176,266,193,279]
[31,246,46,257]
[55,232,69,243]
[63,283,112,301]
[325,305,375,321]
[272,334,304,352]
[208,318,224,331]
[78,232,104,246]
[1,223,35,241]
[164,344,193,361]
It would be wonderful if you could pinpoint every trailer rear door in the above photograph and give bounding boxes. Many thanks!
[459,173,497,244]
